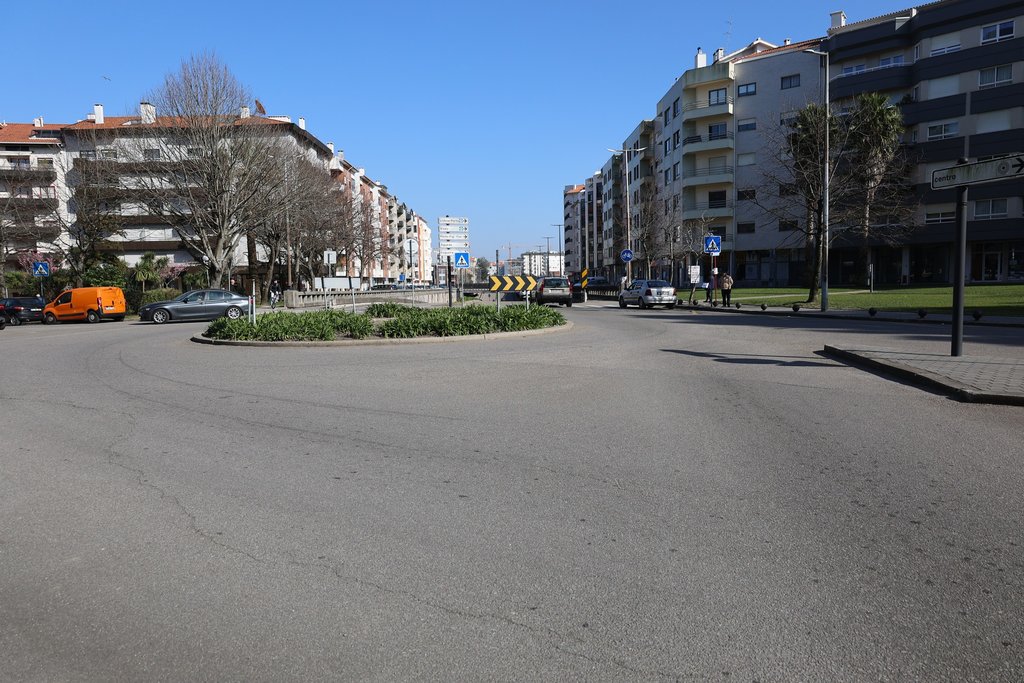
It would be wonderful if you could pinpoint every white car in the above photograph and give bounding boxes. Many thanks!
[619,279,677,309]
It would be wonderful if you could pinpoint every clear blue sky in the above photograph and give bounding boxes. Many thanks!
[6,0,902,262]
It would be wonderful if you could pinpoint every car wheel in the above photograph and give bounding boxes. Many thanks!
[667,302,676,309]
[638,299,648,309]
[618,297,627,308]
[44,312,56,324]
[86,309,100,323]
[8,316,20,326]
[566,301,572,307]
[151,309,170,324]
[225,306,243,320]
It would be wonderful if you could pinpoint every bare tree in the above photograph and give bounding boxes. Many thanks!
[127,52,286,288]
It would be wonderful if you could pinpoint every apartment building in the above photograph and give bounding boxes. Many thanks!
[562,172,604,278]
[0,119,66,260]
[825,0,1024,283]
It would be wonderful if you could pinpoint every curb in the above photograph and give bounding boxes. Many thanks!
[191,320,573,348]
[822,345,1024,406]
[675,302,1024,329]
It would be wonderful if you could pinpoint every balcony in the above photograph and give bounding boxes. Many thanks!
[683,60,733,89]
[681,131,734,155]
[682,96,734,122]
[683,199,734,221]
[682,165,734,188]
[4,196,58,212]
[0,163,57,181]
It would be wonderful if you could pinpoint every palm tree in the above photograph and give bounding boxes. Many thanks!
[131,252,161,293]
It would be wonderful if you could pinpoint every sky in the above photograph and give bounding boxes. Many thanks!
[4,0,904,262]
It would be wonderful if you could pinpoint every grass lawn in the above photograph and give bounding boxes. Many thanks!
[723,283,1024,317]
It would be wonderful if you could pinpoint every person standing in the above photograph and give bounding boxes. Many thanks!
[720,270,734,307]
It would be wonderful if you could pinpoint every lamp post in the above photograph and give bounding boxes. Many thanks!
[543,235,553,275]
[805,48,830,311]
[551,224,563,276]
[608,146,646,283]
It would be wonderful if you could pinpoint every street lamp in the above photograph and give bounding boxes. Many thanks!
[543,235,553,275]
[608,146,646,283]
[805,48,830,311]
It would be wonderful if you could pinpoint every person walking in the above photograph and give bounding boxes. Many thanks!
[720,270,734,307]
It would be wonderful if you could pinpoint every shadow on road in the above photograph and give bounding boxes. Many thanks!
[662,348,836,367]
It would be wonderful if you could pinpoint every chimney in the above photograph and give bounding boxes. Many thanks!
[830,10,847,28]
[93,103,104,125]
[299,117,306,131]
[33,116,43,127]
[695,47,707,68]
[713,48,724,63]
[327,141,334,154]
[140,101,156,124]
[240,105,250,119]
[784,38,792,46]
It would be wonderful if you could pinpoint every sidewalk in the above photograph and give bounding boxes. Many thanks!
[692,301,1024,406]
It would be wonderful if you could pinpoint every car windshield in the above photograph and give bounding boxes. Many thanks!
[175,291,200,302]
[646,280,671,287]
[545,278,569,287]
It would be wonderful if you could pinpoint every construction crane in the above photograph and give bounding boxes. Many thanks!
[502,242,533,263]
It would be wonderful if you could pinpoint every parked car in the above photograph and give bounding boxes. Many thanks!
[139,289,249,324]
[618,279,677,309]
[1,296,47,325]
[43,287,126,324]
[533,276,573,307]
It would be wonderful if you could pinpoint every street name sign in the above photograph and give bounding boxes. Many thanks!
[931,155,1024,190]
[703,235,722,255]
[489,275,538,292]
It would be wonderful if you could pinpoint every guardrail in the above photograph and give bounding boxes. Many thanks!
[282,288,454,309]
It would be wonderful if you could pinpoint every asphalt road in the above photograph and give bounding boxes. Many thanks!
[2,306,1022,681]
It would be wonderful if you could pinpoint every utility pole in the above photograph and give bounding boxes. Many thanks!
[543,236,553,276]
[551,224,563,276]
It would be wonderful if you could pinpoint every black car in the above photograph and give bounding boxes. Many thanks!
[0,296,48,325]
[138,289,250,324]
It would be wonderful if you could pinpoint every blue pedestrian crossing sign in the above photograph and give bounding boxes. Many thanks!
[32,261,50,277]
[453,252,471,269]
[703,236,722,255]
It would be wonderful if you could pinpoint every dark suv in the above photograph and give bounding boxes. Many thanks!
[533,277,573,307]
[0,296,48,325]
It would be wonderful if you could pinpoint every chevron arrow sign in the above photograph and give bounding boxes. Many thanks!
[489,275,538,292]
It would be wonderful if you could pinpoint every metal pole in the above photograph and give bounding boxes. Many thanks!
[447,255,453,308]
[543,236,552,276]
[952,178,968,357]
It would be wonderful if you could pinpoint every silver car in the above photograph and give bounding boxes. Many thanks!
[139,289,250,323]
[619,279,677,309]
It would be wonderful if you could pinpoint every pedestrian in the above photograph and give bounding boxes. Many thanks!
[270,280,281,309]
[720,270,734,307]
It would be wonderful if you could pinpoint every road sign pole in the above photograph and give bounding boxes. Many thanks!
[447,256,453,308]
[495,250,500,313]
[952,182,968,357]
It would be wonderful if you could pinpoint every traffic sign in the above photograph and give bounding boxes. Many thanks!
[454,252,471,269]
[489,275,538,292]
[580,267,588,289]
[931,155,1024,190]
[32,261,49,277]
[323,250,337,265]
[704,236,722,255]
[620,249,634,263]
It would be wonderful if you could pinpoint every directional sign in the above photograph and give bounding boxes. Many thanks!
[931,155,1024,190]
[703,235,722,255]
[620,249,634,263]
[32,261,49,277]
[489,275,538,292]
[453,252,471,269]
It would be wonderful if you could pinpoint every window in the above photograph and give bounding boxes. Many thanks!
[927,121,959,140]
[738,82,756,96]
[926,211,955,223]
[980,65,1012,89]
[780,110,798,126]
[143,148,161,161]
[981,20,1014,44]
[673,130,680,149]
[914,44,920,61]
[708,88,727,105]
[930,32,960,56]
[672,162,679,181]
[842,64,866,75]
[664,169,671,186]
[663,109,670,125]
[37,158,54,168]
[781,74,800,89]
[737,153,755,166]
[664,199,670,216]
[708,191,727,208]
[708,122,727,140]
[79,150,96,160]
[975,198,1008,220]
[672,98,680,118]
[737,221,755,234]
[673,194,679,211]
[738,189,756,201]
[879,55,904,67]
[737,118,756,132]
[779,220,798,231]
[664,140,671,156]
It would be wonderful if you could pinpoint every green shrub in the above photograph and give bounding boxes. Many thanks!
[205,309,374,341]
[366,302,418,318]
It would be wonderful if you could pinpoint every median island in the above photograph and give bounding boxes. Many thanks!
[203,302,566,342]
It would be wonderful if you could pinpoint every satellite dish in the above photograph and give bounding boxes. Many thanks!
[254,99,267,115]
